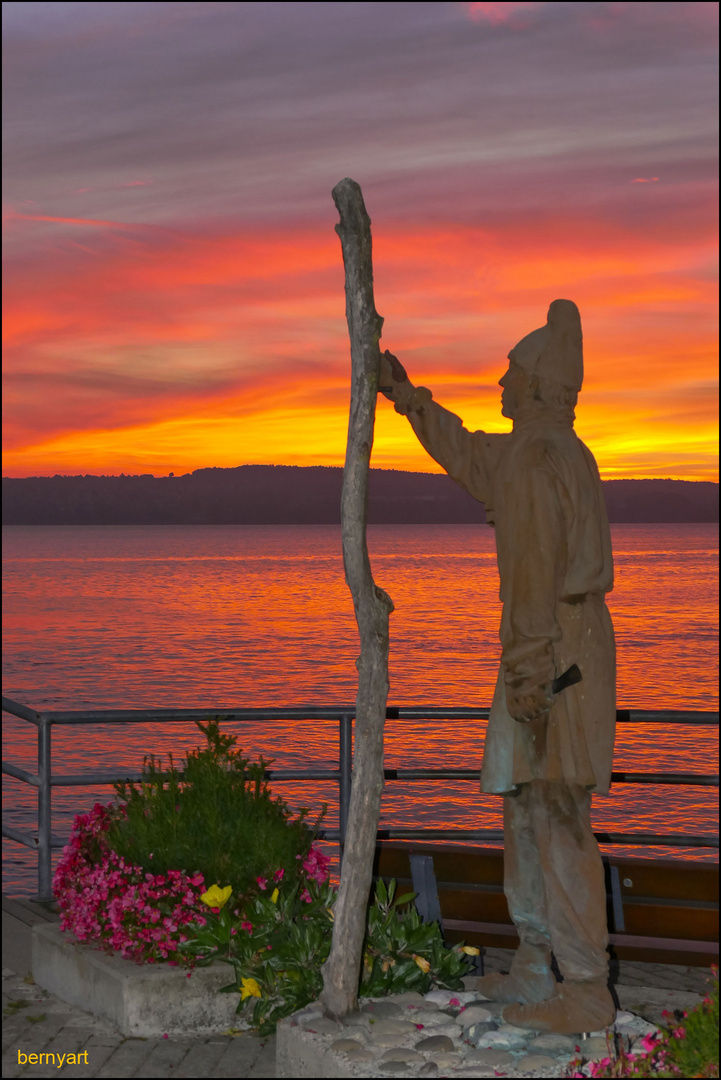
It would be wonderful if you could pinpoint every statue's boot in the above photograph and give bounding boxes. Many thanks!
[503,977,615,1034]
[475,941,556,1004]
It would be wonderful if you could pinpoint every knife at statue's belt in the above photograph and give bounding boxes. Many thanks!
[551,664,582,695]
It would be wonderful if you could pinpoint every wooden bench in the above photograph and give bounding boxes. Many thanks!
[373,842,719,968]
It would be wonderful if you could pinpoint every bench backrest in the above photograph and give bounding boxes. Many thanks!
[373,842,719,967]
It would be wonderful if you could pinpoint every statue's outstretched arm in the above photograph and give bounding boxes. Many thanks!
[380,349,493,504]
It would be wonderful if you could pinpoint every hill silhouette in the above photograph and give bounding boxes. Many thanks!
[2,467,717,525]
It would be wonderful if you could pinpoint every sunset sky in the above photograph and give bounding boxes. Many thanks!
[3,1,718,480]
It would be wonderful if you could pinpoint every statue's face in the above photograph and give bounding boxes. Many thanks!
[499,359,534,418]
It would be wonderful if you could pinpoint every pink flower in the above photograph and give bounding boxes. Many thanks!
[300,888,312,903]
[273,868,285,883]
[241,921,253,934]
[256,877,268,891]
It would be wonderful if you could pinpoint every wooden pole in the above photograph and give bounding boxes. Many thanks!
[320,178,394,1018]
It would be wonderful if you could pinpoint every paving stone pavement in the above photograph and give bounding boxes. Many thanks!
[3,945,714,1079]
[2,968,276,1079]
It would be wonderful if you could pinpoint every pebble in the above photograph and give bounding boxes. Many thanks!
[457,1004,494,1026]
[465,1047,514,1066]
[393,992,427,1006]
[429,1052,462,1067]
[363,1000,403,1018]
[418,1064,439,1077]
[529,1032,578,1052]
[382,1063,411,1073]
[382,1048,424,1062]
[331,1038,365,1053]
[344,1048,375,1062]
[579,1035,613,1059]
[473,1027,528,1049]
[452,1070,497,1078]
[409,1008,449,1026]
[417,1022,462,1040]
[616,1018,659,1038]
[415,1034,455,1052]
[374,1032,417,1047]
[515,1053,559,1070]
[342,1011,371,1028]
[497,1021,534,1038]
[465,1020,498,1042]
[371,1018,418,1036]
[423,988,476,1007]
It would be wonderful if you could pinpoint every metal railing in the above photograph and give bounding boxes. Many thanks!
[2,695,718,901]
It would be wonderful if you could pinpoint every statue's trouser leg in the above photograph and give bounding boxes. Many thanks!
[502,780,615,1032]
[474,785,556,1004]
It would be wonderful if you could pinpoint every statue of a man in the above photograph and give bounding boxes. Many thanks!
[380,299,616,1034]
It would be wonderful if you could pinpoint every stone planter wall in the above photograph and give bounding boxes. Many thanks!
[31,923,245,1037]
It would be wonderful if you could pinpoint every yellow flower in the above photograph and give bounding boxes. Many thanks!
[412,954,431,973]
[461,945,480,956]
[240,977,262,1001]
[381,959,397,973]
[270,888,279,904]
[200,884,233,909]
[326,907,334,921]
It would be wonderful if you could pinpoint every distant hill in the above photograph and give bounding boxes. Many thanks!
[2,467,718,525]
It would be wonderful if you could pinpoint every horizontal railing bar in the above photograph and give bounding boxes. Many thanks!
[6,763,713,789]
[593,832,719,848]
[2,696,718,726]
[373,829,718,847]
[5,766,714,789]
[609,772,719,787]
[46,768,342,787]
[5,824,717,854]
[615,711,719,725]
[2,762,40,787]
[382,769,719,786]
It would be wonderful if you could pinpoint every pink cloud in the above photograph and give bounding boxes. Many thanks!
[631,177,660,184]
[466,2,542,25]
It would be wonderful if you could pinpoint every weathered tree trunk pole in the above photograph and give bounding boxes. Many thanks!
[320,178,394,1018]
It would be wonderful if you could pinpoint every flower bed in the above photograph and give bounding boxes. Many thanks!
[54,720,479,1035]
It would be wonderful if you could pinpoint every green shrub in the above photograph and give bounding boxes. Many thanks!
[362,877,474,996]
[108,719,324,899]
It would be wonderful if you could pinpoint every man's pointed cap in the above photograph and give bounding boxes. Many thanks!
[509,299,583,391]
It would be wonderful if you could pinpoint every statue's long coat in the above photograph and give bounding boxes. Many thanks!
[407,399,616,795]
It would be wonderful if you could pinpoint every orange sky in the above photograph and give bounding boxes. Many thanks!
[2,2,718,481]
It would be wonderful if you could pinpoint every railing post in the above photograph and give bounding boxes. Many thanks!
[338,713,353,849]
[37,716,53,902]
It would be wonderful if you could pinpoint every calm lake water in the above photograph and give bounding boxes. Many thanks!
[2,523,718,895]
